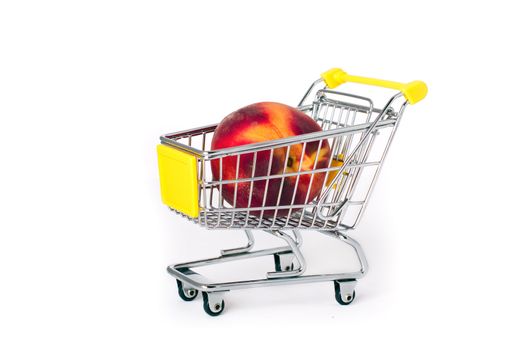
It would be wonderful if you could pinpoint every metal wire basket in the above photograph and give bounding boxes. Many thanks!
[157,68,427,316]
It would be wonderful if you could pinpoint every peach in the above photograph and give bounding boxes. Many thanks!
[211,102,331,217]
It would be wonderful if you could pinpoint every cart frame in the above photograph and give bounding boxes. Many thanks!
[158,68,427,315]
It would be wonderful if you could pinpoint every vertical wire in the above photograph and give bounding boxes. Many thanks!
[307,139,324,228]
[271,145,291,227]
[216,157,223,227]
[285,142,307,227]
[257,148,274,228]
[201,157,208,227]
[245,152,257,227]
[230,154,240,228]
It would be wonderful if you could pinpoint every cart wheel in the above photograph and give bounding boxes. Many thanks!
[334,280,356,305]
[176,279,198,301]
[273,253,294,272]
[202,292,225,317]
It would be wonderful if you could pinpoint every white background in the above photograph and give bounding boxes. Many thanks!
[1,0,520,349]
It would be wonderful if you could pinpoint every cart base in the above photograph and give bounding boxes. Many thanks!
[167,229,367,316]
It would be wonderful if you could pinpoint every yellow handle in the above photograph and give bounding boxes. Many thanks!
[321,68,427,105]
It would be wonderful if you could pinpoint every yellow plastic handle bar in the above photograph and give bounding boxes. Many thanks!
[321,68,427,104]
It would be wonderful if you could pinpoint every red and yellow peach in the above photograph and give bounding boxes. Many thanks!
[211,102,330,217]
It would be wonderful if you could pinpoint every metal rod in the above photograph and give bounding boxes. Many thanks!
[173,245,294,269]
[204,161,380,186]
[220,229,255,256]
[160,119,397,158]
[167,229,368,292]
[266,230,306,278]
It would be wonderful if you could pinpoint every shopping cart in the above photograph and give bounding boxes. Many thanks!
[157,68,427,316]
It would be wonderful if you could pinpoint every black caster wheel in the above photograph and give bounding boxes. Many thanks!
[202,292,225,317]
[274,254,294,272]
[176,279,198,301]
[334,280,356,305]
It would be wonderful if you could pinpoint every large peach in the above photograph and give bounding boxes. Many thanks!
[211,102,330,217]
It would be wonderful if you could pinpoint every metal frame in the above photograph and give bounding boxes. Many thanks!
[168,228,367,291]
[160,77,409,315]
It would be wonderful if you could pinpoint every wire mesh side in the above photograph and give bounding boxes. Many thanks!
[163,92,404,230]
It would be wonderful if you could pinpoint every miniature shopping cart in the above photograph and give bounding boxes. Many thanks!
[157,68,427,316]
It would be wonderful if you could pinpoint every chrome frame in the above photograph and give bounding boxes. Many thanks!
[160,77,410,315]
[168,229,367,291]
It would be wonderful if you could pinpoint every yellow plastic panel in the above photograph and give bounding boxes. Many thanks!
[157,144,199,218]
